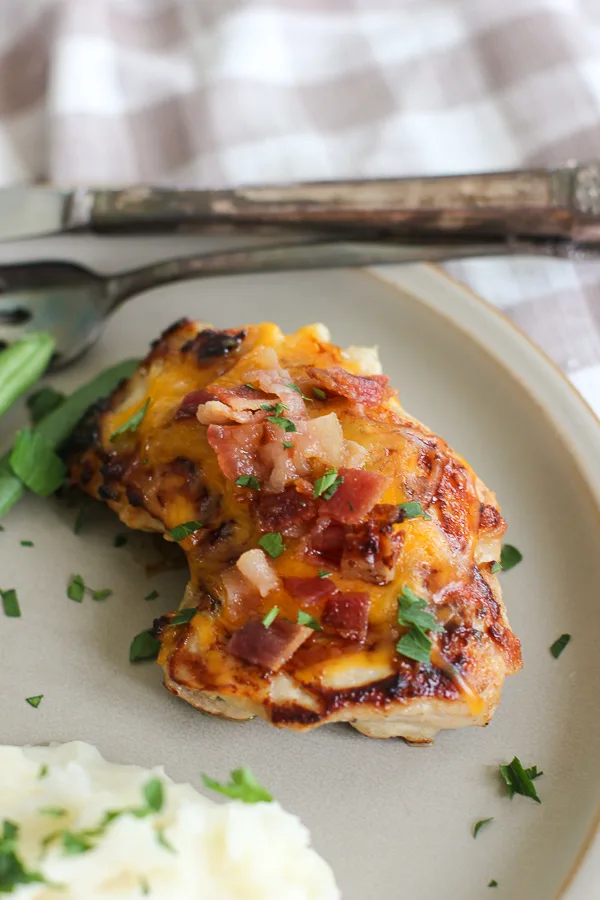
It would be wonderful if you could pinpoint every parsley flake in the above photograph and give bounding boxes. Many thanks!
[244,382,258,391]
[202,767,272,804]
[312,387,327,400]
[1,588,20,618]
[110,398,150,441]
[297,611,322,630]
[156,829,175,853]
[398,500,431,521]
[142,779,164,814]
[19,540,34,547]
[499,757,542,803]
[25,695,43,709]
[491,561,502,573]
[235,475,260,490]
[168,521,204,541]
[396,586,443,663]
[286,384,311,401]
[262,606,279,628]
[550,633,571,659]
[73,507,85,534]
[67,574,85,602]
[258,532,285,558]
[318,570,332,578]
[140,876,151,895]
[145,590,159,602]
[282,441,294,449]
[90,588,113,602]
[396,628,433,664]
[261,402,288,415]
[0,820,46,891]
[40,807,67,818]
[314,469,343,499]
[38,764,48,779]
[499,543,523,571]
[129,630,161,663]
[268,415,296,432]
[488,881,498,888]
[473,818,493,838]
[170,608,197,626]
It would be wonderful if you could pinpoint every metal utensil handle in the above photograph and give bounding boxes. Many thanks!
[105,236,573,309]
[74,164,600,242]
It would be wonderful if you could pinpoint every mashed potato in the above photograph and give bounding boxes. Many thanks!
[0,741,339,899]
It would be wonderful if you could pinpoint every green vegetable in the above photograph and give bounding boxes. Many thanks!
[297,611,322,630]
[235,475,260,490]
[473,818,493,838]
[258,532,285,558]
[202,767,272,804]
[318,570,331,578]
[244,382,258,391]
[90,588,113,602]
[140,877,150,895]
[168,521,203,541]
[286,384,311,400]
[491,561,502,573]
[398,500,431,521]
[27,386,65,425]
[9,429,66,496]
[499,757,542,802]
[499,544,522,572]
[313,469,344,500]
[488,881,498,888]
[170,608,197,626]
[268,415,296,432]
[114,534,128,548]
[67,575,85,602]
[73,507,86,535]
[38,765,48,779]
[40,807,67,818]
[1,588,20,618]
[396,587,443,663]
[550,633,571,659]
[109,398,150,441]
[0,332,55,418]
[25,695,43,709]
[156,829,175,853]
[312,387,327,400]
[282,441,294,449]
[0,819,46,891]
[145,590,159,602]
[261,402,288,415]
[129,630,161,663]
[141,779,164,814]
[0,359,139,519]
[19,540,33,547]
[262,606,279,627]
[396,628,433,664]
[62,831,94,855]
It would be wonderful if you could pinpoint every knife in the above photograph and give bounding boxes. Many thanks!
[2,163,600,243]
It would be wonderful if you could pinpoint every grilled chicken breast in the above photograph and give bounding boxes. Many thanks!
[67,319,521,742]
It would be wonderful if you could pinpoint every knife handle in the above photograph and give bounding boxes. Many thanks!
[69,163,600,241]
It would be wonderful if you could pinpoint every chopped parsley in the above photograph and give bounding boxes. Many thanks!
[491,561,502,573]
[19,540,34,547]
[129,629,161,663]
[67,574,85,602]
[312,387,327,400]
[114,534,128,548]
[488,881,498,888]
[244,382,258,391]
[318,570,332,578]
[9,428,66,496]
[235,475,260,490]
[38,764,48,779]
[297,611,322,630]
[90,588,113,602]
[168,521,204,541]
[286,384,311,400]
[258,532,285,558]
[40,807,67,818]
[313,469,344,500]
[25,695,43,709]
[156,829,175,853]
[396,586,443,664]
[170,608,197,626]
[145,590,159,602]
[282,440,294,449]
[473,818,493,838]
[398,500,431,521]
[202,767,272,804]
[0,820,46,891]
[550,633,571,659]
[261,402,288,415]
[141,778,164,814]
[1,589,20,618]
[269,415,296,432]
[140,877,150,895]
[73,508,86,534]
[499,543,523,572]
[26,386,65,425]
[109,398,150,441]
[499,757,542,802]
[262,606,279,628]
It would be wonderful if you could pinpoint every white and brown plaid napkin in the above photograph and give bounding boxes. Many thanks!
[2,0,600,414]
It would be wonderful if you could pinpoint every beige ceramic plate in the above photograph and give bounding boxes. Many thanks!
[1,239,600,900]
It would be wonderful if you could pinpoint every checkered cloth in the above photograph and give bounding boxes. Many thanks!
[2,0,600,415]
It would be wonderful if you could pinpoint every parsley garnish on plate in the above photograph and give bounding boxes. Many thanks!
[1,588,20,618]
[398,500,431,521]
[73,507,86,535]
[110,398,150,442]
[499,757,542,802]
[396,586,443,664]
[168,521,204,541]
[202,767,272,804]
[25,695,43,709]
[262,606,279,628]
[90,588,113,602]
[0,820,46,891]
[297,611,322,630]
[235,475,260,490]
[19,540,33,547]
[67,574,85,602]
[129,630,161,663]
[258,532,285,558]
[499,544,523,572]
[488,881,498,888]
[313,469,344,499]
[9,429,66,496]
[473,818,493,838]
[550,633,571,659]
[38,764,48,779]
[145,590,159,602]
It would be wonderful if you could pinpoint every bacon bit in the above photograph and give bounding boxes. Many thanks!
[256,487,317,538]
[207,423,266,481]
[221,567,261,625]
[283,576,338,607]
[307,366,390,407]
[321,591,370,642]
[198,400,257,425]
[212,384,271,411]
[308,519,346,567]
[175,389,217,420]
[226,616,312,670]
[236,548,280,597]
[341,520,404,585]
[320,468,389,524]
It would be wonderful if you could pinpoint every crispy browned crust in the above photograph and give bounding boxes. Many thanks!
[65,319,522,741]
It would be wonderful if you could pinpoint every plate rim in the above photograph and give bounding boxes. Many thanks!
[363,262,600,900]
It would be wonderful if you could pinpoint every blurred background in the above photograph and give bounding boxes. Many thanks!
[2,0,600,411]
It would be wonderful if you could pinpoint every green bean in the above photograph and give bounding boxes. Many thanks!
[0,358,138,518]
[0,333,55,417]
